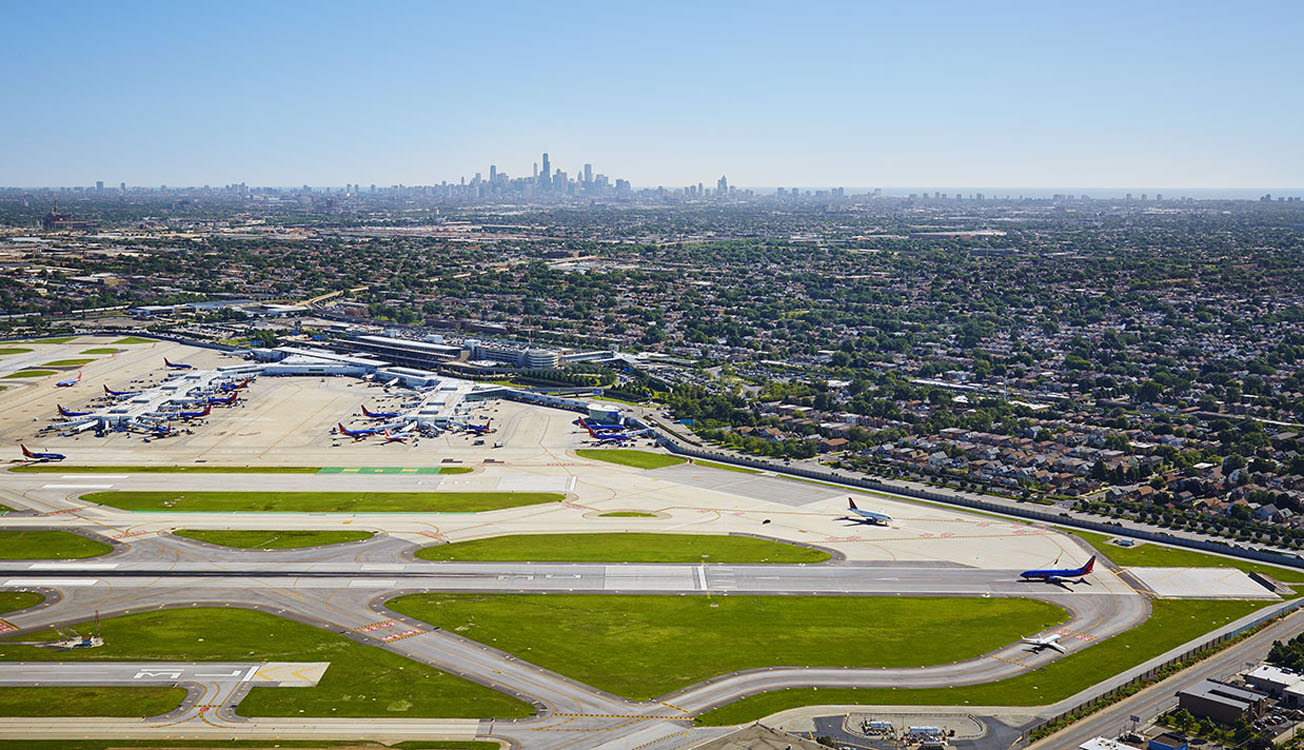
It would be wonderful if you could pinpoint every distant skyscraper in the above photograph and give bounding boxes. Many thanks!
[717,175,728,193]
[119,182,125,192]
[95,180,103,192]
[540,153,551,187]
[583,163,592,184]
[489,165,497,183]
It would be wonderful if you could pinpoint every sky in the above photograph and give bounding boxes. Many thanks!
[2,0,1301,189]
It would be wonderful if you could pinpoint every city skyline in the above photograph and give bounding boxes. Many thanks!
[2,1,1301,189]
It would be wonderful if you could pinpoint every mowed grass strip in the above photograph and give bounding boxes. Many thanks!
[389,594,1067,701]
[82,491,563,513]
[575,448,685,469]
[11,464,323,474]
[80,347,122,354]
[0,740,501,750]
[1072,529,1304,583]
[112,336,154,344]
[0,608,533,719]
[0,591,43,615]
[416,533,830,564]
[0,348,32,356]
[24,337,78,344]
[173,529,375,549]
[40,359,94,367]
[693,598,1266,725]
[0,530,113,559]
[598,511,658,518]
[689,459,762,474]
[0,686,185,717]
[2,370,55,378]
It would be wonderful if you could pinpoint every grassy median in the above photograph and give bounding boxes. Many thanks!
[416,533,830,563]
[173,529,375,549]
[693,598,1267,725]
[0,741,500,750]
[81,490,564,513]
[389,593,1067,701]
[2,370,55,378]
[0,591,43,614]
[690,459,763,474]
[575,449,685,469]
[0,608,533,719]
[0,530,112,559]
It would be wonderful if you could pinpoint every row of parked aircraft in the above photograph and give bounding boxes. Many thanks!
[576,417,654,445]
[54,359,198,390]
[334,402,497,444]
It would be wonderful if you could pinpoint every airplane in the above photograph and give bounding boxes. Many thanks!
[218,378,250,392]
[381,429,413,443]
[578,417,624,433]
[21,444,66,462]
[178,403,211,420]
[1021,633,1066,654]
[58,404,91,418]
[55,371,82,388]
[104,384,141,397]
[589,433,635,445]
[208,392,238,405]
[1020,555,1096,584]
[463,419,494,436]
[844,498,893,526]
[163,358,193,370]
[336,422,379,439]
[361,405,400,420]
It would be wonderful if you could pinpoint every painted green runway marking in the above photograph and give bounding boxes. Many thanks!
[318,466,446,474]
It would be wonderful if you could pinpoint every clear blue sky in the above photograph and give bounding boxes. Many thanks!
[3,0,1300,188]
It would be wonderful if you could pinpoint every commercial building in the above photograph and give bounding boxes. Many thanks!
[1176,679,1268,724]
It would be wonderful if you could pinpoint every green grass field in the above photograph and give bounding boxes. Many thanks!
[40,359,94,367]
[0,687,186,717]
[0,591,43,615]
[82,490,564,513]
[0,608,533,719]
[79,348,121,355]
[0,530,113,559]
[1071,529,1304,583]
[24,337,78,344]
[1,369,55,378]
[389,593,1067,701]
[598,511,658,517]
[11,464,323,473]
[0,502,10,513]
[0,348,32,356]
[694,598,1266,725]
[415,533,831,563]
[112,336,154,344]
[575,448,685,469]
[0,741,499,750]
[690,459,762,474]
[173,529,375,549]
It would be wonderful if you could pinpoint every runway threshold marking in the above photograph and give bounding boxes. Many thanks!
[318,467,445,474]
[0,619,16,633]
[42,484,113,489]
[990,654,1034,669]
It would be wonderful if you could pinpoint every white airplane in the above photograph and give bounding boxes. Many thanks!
[1021,633,1066,653]
[843,498,892,526]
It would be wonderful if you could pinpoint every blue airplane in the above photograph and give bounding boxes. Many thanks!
[104,384,141,397]
[1020,556,1096,584]
[844,498,893,526]
[464,419,494,436]
[58,404,91,417]
[164,358,194,370]
[361,405,399,420]
[578,417,624,432]
[337,422,379,439]
[55,371,82,388]
[208,392,238,405]
[218,378,250,392]
[178,403,211,420]
[21,444,65,462]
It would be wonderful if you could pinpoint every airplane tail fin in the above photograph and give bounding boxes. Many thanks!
[103,385,111,395]
[362,405,374,417]
[848,498,859,510]
[58,405,68,417]
[20,444,34,459]
[1083,555,1096,574]
[338,423,348,433]
[164,358,172,366]
[75,372,82,382]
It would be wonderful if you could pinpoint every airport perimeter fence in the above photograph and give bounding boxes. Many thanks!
[1021,596,1304,746]
[658,440,1304,572]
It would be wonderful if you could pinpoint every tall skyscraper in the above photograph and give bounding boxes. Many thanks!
[583,163,592,184]
[489,164,497,183]
[540,153,551,187]
[717,175,728,193]
[95,180,103,192]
